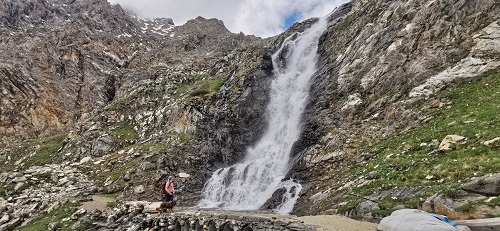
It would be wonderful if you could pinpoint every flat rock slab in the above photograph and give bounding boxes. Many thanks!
[143,202,162,213]
[456,218,500,231]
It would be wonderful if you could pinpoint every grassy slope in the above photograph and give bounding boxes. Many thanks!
[344,71,500,216]
[0,134,65,173]
[14,203,98,231]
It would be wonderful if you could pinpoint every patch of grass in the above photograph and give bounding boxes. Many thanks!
[3,134,67,172]
[138,142,167,154]
[106,201,117,208]
[377,196,422,211]
[105,91,139,111]
[172,82,193,99]
[169,131,193,142]
[137,131,192,154]
[370,209,394,217]
[109,124,138,144]
[485,197,500,207]
[171,73,229,101]
[14,202,80,231]
[457,202,476,213]
[349,71,500,206]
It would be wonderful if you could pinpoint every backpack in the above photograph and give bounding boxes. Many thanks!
[161,181,170,194]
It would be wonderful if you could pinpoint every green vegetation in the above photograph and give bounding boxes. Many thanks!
[171,73,228,101]
[345,71,500,211]
[138,142,168,154]
[137,130,193,153]
[106,201,118,208]
[14,202,97,231]
[168,131,193,142]
[109,124,138,144]
[456,196,500,213]
[24,135,66,169]
[0,134,66,172]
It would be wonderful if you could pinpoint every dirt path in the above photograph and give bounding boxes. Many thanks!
[80,195,116,212]
[297,215,378,231]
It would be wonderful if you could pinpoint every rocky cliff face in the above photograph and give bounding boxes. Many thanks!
[1,0,500,229]
[290,0,500,218]
[0,0,144,142]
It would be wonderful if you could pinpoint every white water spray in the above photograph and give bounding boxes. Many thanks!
[198,16,328,214]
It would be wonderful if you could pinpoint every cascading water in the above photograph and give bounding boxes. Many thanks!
[198,15,329,214]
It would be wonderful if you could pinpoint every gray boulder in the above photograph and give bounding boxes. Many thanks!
[378,209,458,231]
[462,174,500,196]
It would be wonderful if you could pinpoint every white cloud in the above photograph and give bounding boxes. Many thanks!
[108,0,350,37]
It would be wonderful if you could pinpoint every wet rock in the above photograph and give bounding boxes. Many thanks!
[261,188,287,210]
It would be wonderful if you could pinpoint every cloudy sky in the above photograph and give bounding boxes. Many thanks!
[107,0,350,37]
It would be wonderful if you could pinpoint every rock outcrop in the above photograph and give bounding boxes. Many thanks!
[288,0,500,216]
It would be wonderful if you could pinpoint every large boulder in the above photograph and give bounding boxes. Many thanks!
[462,174,500,196]
[378,209,459,231]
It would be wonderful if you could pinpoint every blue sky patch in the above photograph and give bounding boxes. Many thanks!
[283,11,302,30]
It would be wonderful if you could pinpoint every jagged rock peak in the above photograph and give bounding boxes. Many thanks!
[0,0,131,28]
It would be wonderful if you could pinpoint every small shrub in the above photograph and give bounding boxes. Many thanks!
[457,202,476,213]
[110,124,138,144]
[106,201,117,208]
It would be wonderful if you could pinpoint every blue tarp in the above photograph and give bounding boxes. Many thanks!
[429,213,459,226]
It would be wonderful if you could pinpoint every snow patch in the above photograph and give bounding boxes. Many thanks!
[117,33,132,38]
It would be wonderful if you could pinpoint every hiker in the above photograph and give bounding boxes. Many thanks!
[161,176,175,202]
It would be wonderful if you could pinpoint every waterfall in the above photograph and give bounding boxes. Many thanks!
[198,15,329,214]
